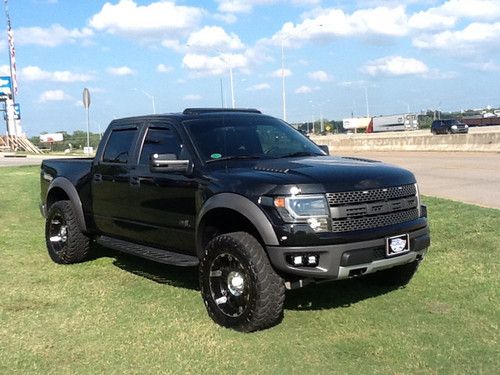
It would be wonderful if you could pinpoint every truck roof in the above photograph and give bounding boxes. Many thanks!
[109,108,263,127]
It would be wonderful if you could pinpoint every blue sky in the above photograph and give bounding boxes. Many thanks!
[2,0,500,135]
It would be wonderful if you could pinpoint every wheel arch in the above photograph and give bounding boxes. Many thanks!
[195,193,279,258]
[46,177,87,233]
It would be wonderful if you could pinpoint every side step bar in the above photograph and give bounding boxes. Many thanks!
[97,236,199,267]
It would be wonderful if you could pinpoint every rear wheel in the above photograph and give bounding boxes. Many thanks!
[199,232,285,332]
[45,200,90,264]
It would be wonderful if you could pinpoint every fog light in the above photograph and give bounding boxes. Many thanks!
[292,256,303,266]
[307,255,318,266]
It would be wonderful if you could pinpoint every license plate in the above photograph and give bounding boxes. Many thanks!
[386,234,410,257]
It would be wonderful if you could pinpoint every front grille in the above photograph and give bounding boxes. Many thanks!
[326,184,416,205]
[327,184,419,233]
[331,208,419,232]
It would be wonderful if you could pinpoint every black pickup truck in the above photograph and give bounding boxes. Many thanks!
[40,108,430,332]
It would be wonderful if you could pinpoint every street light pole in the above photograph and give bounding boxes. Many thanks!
[229,62,235,109]
[281,39,287,121]
[364,86,370,117]
[133,88,156,114]
[142,90,156,114]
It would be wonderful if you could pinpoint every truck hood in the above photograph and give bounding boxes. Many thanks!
[210,156,416,195]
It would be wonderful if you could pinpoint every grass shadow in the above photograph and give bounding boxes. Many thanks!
[90,243,199,291]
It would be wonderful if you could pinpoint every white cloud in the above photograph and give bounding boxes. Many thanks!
[308,70,332,82]
[216,0,321,15]
[295,85,313,94]
[21,66,93,82]
[270,68,292,77]
[409,12,456,30]
[213,13,238,24]
[157,64,174,73]
[89,0,204,39]
[186,26,244,51]
[15,24,93,47]
[429,0,500,21]
[361,56,429,76]
[183,94,202,100]
[413,22,500,53]
[182,52,248,76]
[161,39,186,52]
[270,6,408,47]
[39,89,71,102]
[0,65,10,75]
[246,83,271,91]
[107,66,134,76]
[409,0,500,31]
[216,0,254,14]
[467,60,500,72]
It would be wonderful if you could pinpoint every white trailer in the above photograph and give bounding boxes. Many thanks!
[370,114,418,133]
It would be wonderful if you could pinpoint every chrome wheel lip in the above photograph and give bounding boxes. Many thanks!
[208,253,250,318]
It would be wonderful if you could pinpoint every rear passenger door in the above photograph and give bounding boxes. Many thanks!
[92,124,140,238]
[128,122,198,254]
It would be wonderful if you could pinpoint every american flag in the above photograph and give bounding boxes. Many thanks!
[4,0,18,96]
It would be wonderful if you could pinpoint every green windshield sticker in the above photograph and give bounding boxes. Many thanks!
[210,153,222,159]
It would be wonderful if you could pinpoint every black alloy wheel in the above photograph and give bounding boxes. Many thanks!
[45,200,90,264]
[200,232,285,332]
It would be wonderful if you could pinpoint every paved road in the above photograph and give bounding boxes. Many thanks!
[2,151,499,209]
[335,151,500,209]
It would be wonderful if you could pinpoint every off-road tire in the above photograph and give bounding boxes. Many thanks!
[199,232,285,332]
[366,260,420,287]
[45,200,90,264]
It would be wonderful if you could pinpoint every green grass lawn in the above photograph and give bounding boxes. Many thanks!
[0,166,498,374]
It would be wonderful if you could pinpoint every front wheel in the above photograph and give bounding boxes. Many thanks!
[45,200,90,264]
[199,232,285,332]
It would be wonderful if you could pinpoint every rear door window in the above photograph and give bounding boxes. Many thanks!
[102,128,137,164]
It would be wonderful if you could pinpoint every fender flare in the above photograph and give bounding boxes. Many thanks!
[46,177,87,233]
[196,193,279,256]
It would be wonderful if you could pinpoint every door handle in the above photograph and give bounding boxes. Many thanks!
[93,173,102,183]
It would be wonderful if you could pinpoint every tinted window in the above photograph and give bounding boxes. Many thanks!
[139,127,183,164]
[185,116,322,161]
[102,128,137,164]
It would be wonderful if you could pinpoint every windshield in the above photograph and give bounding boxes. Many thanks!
[184,115,324,162]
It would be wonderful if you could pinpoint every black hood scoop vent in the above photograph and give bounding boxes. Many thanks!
[253,166,290,174]
[341,156,380,163]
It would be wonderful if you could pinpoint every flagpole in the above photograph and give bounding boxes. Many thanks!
[4,0,16,104]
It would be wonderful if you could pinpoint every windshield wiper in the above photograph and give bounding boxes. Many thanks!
[205,154,265,163]
[277,151,323,158]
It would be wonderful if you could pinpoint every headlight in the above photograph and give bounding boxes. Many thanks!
[451,125,458,129]
[273,195,330,232]
[465,124,469,128]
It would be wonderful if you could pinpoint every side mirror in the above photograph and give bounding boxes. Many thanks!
[150,153,190,173]
[318,145,330,155]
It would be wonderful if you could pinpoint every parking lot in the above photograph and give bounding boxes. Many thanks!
[337,151,500,209]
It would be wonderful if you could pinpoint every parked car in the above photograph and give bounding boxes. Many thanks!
[40,108,430,332]
[431,119,468,134]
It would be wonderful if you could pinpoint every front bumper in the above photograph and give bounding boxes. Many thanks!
[267,226,429,280]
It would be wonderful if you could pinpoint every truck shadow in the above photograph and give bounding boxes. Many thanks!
[90,244,199,290]
[284,278,399,311]
[91,244,400,311]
